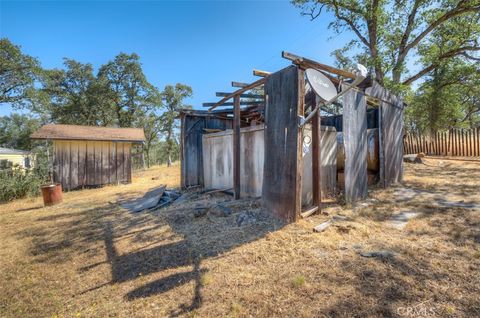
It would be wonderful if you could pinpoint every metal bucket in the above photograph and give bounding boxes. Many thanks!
[41,183,63,206]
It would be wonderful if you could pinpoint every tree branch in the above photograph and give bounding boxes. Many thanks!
[331,1,370,48]
[403,46,480,85]
[404,2,480,55]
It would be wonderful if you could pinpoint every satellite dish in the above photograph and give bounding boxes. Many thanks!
[305,68,337,102]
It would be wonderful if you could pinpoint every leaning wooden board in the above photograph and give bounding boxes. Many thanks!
[262,65,304,223]
[342,84,368,202]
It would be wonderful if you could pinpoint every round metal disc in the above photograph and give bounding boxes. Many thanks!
[305,68,337,102]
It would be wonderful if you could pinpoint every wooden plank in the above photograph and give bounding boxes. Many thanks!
[94,141,102,185]
[282,51,355,79]
[312,110,321,209]
[53,141,60,186]
[262,65,303,223]
[85,141,94,185]
[203,100,264,107]
[231,81,249,88]
[180,114,186,188]
[62,141,70,190]
[233,95,241,200]
[369,82,403,187]
[216,92,264,99]
[209,77,267,111]
[301,206,318,219]
[78,141,86,188]
[116,142,125,183]
[469,129,473,156]
[342,83,368,201]
[70,141,79,190]
[475,128,479,156]
[110,142,117,184]
[320,126,337,199]
[253,69,271,77]
[125,143,132,183]
[101,141,109,184]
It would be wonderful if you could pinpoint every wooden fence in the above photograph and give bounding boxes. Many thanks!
[404,128,480,156]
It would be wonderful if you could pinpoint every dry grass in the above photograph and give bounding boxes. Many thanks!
[1,159,479,317]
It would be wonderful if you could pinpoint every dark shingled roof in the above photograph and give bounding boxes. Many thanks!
[31,124,145,142]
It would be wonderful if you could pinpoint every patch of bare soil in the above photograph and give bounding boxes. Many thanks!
[0,159,479,317]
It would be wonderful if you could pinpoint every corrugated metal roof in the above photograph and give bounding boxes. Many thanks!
[0,147,30,155]
[30,124,145,142]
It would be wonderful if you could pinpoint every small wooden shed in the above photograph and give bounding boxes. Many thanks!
[31,124,145,191]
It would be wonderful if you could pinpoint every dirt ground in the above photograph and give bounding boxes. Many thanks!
[1,159,479,318]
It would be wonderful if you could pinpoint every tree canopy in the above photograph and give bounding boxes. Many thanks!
[0,38,40,108]
[293,0,480,132]
[293,0,480,88]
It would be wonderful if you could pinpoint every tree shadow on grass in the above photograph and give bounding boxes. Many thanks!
[20,192,281,316]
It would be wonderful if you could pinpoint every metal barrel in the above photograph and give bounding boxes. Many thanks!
[336,128,379,172]
[41,183,63,206]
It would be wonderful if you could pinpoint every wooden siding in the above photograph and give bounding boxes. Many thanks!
[180,114,233,188]
[302,126,338,205]
[262,65,304,223]
[53,140,132,191]
[342,84,368,202]
[368,82,404,187]
[202,125,264,197]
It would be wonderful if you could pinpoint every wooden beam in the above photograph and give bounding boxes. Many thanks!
[301,206,318,218]
[312,107,321,212]
[209,77,267,111]
[282,51,356,79]
[233,95,241,200]
[253,69,271,77]
[216,92,264,99]
[231,81,249,88]
[203,100,264,107]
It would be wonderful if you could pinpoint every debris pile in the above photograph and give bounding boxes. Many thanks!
[121,185,181,213]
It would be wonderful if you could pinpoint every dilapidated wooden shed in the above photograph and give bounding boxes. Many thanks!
[31,124,145,191]
[180,51,404,223]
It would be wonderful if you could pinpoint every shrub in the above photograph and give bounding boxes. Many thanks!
[0,166,48,203]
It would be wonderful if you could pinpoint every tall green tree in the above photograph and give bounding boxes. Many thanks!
[0,113,41,150]
[0,38,40,108]
[293,0,480,88]
[98,53,161,127]
[161,83,192,166]
[38,59,114,125]
[138,112,163,167]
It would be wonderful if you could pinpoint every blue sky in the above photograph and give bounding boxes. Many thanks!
[0,0,353,116]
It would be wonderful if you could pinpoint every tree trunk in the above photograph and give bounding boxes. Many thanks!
[166,125,172,167]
